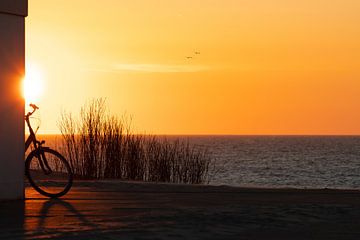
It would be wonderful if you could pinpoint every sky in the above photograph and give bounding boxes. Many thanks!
[25,0,360,135]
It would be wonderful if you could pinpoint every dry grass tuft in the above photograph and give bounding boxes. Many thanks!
[58,99,211,184]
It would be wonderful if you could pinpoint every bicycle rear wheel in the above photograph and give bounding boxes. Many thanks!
[25,148,73,198]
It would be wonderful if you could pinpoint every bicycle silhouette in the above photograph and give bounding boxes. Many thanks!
[25,104,73,198]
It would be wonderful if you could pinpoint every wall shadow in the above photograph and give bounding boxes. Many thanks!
[0,200,25,239]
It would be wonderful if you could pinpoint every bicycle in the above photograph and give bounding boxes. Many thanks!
[25,104,73,198]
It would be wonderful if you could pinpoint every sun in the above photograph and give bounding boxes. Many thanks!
[23,64,44,103]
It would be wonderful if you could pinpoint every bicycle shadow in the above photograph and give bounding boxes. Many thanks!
[24,197,101,238]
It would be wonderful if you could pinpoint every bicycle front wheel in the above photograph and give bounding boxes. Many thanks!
[25,148,73,198]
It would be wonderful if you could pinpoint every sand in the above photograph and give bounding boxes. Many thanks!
[1,181,360,239]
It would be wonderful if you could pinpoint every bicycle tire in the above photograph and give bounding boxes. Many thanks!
[25,147,73,198]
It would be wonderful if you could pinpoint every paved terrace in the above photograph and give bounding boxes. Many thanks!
[1,181,360,239]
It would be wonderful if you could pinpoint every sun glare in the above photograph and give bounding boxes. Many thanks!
[23,64,44,103]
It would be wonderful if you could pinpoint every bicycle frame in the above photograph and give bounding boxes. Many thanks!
[25,117,38,152]
[25,105,52,175]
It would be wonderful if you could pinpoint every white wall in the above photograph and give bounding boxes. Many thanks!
[0,0,27,200]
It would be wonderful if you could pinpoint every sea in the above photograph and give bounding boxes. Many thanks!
[39,135,360,190]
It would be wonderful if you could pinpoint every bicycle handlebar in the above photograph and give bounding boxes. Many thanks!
[30,104,39,110]
[26,103,39,118]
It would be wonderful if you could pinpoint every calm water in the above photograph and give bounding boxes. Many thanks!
[41,135,360,189]
[184,136,360,189]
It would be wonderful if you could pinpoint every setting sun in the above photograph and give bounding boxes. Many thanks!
[23,64,44,103]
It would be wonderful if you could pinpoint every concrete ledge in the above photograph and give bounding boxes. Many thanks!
[0,0,27,17]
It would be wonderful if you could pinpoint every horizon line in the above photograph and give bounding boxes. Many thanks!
[35,133,360,137]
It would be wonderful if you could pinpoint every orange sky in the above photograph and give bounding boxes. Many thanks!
[26,0,360,135]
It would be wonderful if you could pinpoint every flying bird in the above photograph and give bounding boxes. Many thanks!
[194,51,200,55]
[186,56,193,59]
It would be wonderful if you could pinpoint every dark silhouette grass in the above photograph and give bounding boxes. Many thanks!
[58,99,211,184]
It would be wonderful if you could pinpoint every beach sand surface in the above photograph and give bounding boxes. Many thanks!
[1,181,360,239]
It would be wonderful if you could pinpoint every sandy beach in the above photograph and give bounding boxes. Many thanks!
[1,181,360,239]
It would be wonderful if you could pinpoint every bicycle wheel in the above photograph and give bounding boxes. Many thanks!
[25,147,73,198]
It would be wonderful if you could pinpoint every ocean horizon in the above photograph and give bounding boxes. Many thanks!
[33,134,360,190]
